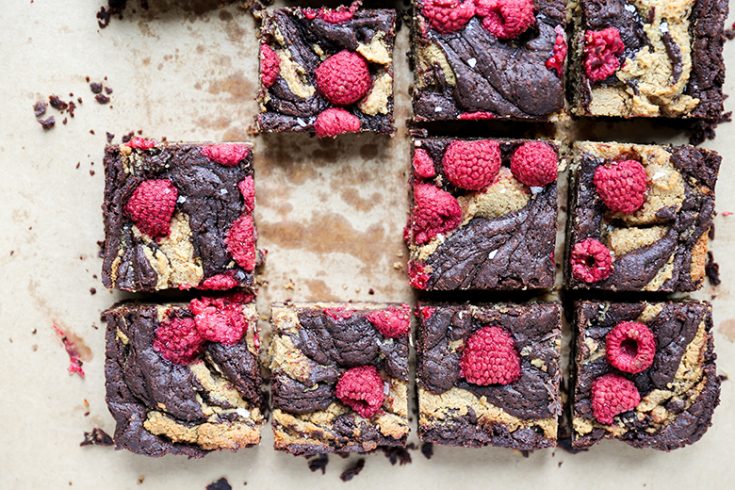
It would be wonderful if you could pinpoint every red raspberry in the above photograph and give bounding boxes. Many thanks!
[237,176,255,213]
[510,141,558,187]
[127,136,156,150]
[584,27,625,82]
[260,44,280,88]
[408,261,431,290]
[153,316,204,364]
[315,51,372,106]
[413,148,437,179]
[125,179,178,239]
[442,139,501,191]
[418,306,435,320]
[458,111,496,120]
[545,26,567,76]
[302,8,318,20]
[335,365,385,418]
[421,0,475,33]
[476,0,535,40]
[225,215,257,271]
[410,183,463,244]
[460,326,521,386]
[593,159,648,214]
[314,108,361,138]
[190,294,250,345]
[201,143,250,167]
[366,305,411,338]
[317,2,359,23]
[324,307,355,320]
[606,322,656,374]
[570,238,613,283]
[591,373,641,425]
[198,272,239,291]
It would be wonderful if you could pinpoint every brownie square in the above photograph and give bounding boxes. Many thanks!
[405,137,559,291]
[570,0,727,119]
[411,0,568,122]
[269,303,410,455]
[566,141,719,292]
[417,303,561,450]
[571,301,720,450]
[257,5,396,136]
[104,293,263,457]
[101,140,260,293]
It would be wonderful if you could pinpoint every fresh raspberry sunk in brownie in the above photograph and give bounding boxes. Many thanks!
[593,159,648,214]
[303,1,360,24]
[590,373,641,425]
[460,326,521,386]
[421,0,476,33]
[475,0,536,40]
[200,143,251,167]
[336,365,386,418]
[510,141,558,186]
[570,238,613,283]
[124,179,178,240]
[259,44,280,88]
[152,316,204,365]
[225,215,257,272]
[190,294,251,345]
[442,139,502,191]
[545,26,568,76]
[366,305,411,338]
[606,321,656,374]
[237,176,255,213]
[409,183,463,245]
[127,136,156,150]
[412,148,437,179]
[583,27,625,82]
[315,50,373,106]
[314,108,362,138]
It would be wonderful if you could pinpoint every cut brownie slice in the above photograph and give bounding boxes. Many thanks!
[257,3,396,137]
[104,293,263,457]
[570,0,727,119]
[566,141,719,292]
[571,301,720,450]
[417,303,562,450]
[406,137,559,291]
[411,0,568,122]
[269,303,410,455]
[101,139,260,293]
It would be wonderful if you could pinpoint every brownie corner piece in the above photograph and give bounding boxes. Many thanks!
[411,0,568,122]
[566,141,719,292]
[101,140,259,293]
[257,5,396,137]
[570,0,727,119]
[571,300,720,450]
[417,303,562,450]
[406,137,559,291]
[269,303,410,455]
[104,294,263,457]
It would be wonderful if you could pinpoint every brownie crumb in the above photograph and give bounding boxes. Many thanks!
[95,94,111,105]
[38,116,56,130]
[89,82,103,94]
[80,428,113,447]
[339,459,365,482]
[49,95,68,111]
[33,101,47,117]
[206,478,232,490]
[420,442,434,459]
[106,132,115,143]
[705,252,721,286]
[89,287,97,295]
[718,374,729,382]
[381,444,414,466]
[307,454,329,474]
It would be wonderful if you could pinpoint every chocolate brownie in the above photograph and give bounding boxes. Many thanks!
[101,139,260,293]
[411,0,568,122]
[566,141,719,292]
[406,137,559,291]
[417,303,561,450]
[269,303,410,455]
[570,0,727,119]
[257,3,396,137]
[104,293,263,457]
[571,301,720,450]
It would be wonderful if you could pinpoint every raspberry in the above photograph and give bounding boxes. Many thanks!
[302,8,318,20]
[570,238,613,283]
[476,0,535,40]
[335,365,385,418]
[593,159,648,214]
[421,0,475,33]
[190,294,250,345]
[199,272,239,291]
[225,215,257,271]
[584,27,625,82]
[237,176,255,213]
[545,26,567,76]
[410,183,463,244]
[458,111,496,120]
[460,326,521,385]
[442,139,501,191]
[200,143,250,167]
[324,307,355,320]
[317,2,358,23]
[408,261,431,290]
[510,141,558,187]
[591,373,641,425]
[606,322,656,374]
[125,179,178,239]
[315,51,372,106]
[314,108,361,138]
[366,305,411,338]
[260,44,280,88]
[418,306,435,320]
[127,136,156,150]
[153,316,204,364]
[413,148,436,179]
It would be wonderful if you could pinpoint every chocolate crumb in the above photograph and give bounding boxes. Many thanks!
[33,101,47,117]
[89,82,103,94]
[558,461,564,468]
[89,287,97,295]
[705,252,721,286]
[95,94,111,105]
[339,459,365,482]
[137,476,145,485]
[381,444,414,466]
[206,478,232,490]
[520,450,530,458]
[307,454,329,474]
[420,442,434,459]
[38,116,56,130]
[718,374,729,382]
[80,428,113,447]
[49,95,68,111]
[368,288,375,295]
[106,132,115,143]
[105,86,113,95]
